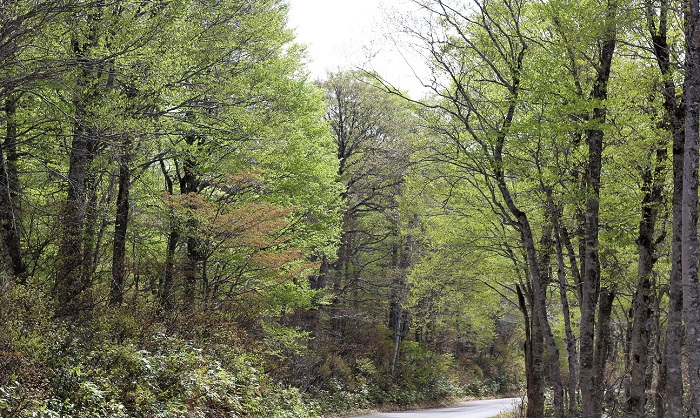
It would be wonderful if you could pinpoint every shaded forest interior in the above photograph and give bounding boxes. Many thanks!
[2,0,700,417]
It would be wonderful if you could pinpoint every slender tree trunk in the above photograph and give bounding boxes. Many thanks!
[666,121,684,417]
[550,197,579,416]
[160,159,178,310]
[681,0,700,413]
[580,10,616,415]
[653,289,666,418]
[485,40,564,415]
[580,133,603,418]
[626,146,666,417]
[180,135,200,306]
[389,239,404,374]
[593,287,615,416]
[644,1,685,412]
[390,218,412,374]
[81,160,100,284]
[184,236,199,304]
[54,15,105,317]
[110,137,131,305]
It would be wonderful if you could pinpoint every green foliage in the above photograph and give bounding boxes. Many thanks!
[0,284,321,417]
[1,0,530,416]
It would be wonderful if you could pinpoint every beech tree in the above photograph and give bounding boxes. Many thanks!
[682,0,700,414]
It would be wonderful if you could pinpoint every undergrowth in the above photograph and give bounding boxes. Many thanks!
[0,281,522,417]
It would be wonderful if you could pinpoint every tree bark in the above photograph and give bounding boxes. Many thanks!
[110,137,131,305]
[518,284,545,418]
[681,0,700,413]
[160,159,178,310]
[666,122,684,417]
[390,216,412,374]
[180,134,200,306]
[55,114,95,317]
[54,12,106,317]
[625,145,666,417]
[653,289,666,418]
[550,196,579,416]
[593,287,616,416]
[579,8,616,415]
[644,1,684,412]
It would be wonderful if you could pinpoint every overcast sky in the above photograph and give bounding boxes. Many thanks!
[286,0,428,96]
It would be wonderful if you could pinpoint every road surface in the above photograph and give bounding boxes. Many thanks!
[352,397,522,418]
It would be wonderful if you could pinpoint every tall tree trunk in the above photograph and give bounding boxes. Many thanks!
[1,96,25,279]
[666,122,684,417]
[55,58,98,316]
[626,145,666,417]
[110,137,131,305]
[645,1,685,412]
[54,13,105,317]
[681,0,700,413]
[580,8,616,415]
[389,238,403,374]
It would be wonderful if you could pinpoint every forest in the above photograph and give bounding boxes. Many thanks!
[1,0,700,417]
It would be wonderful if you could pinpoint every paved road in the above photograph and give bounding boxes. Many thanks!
[352,397,522,418]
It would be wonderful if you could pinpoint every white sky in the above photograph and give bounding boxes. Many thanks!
[286,0,429,97]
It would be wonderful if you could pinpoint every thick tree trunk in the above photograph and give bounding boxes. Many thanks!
[110,137,131,305]
[535,223,566,417]
[625,250,654,418]
[55,119,95,317]
[519,216,564,417]
[682,0,700,413]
